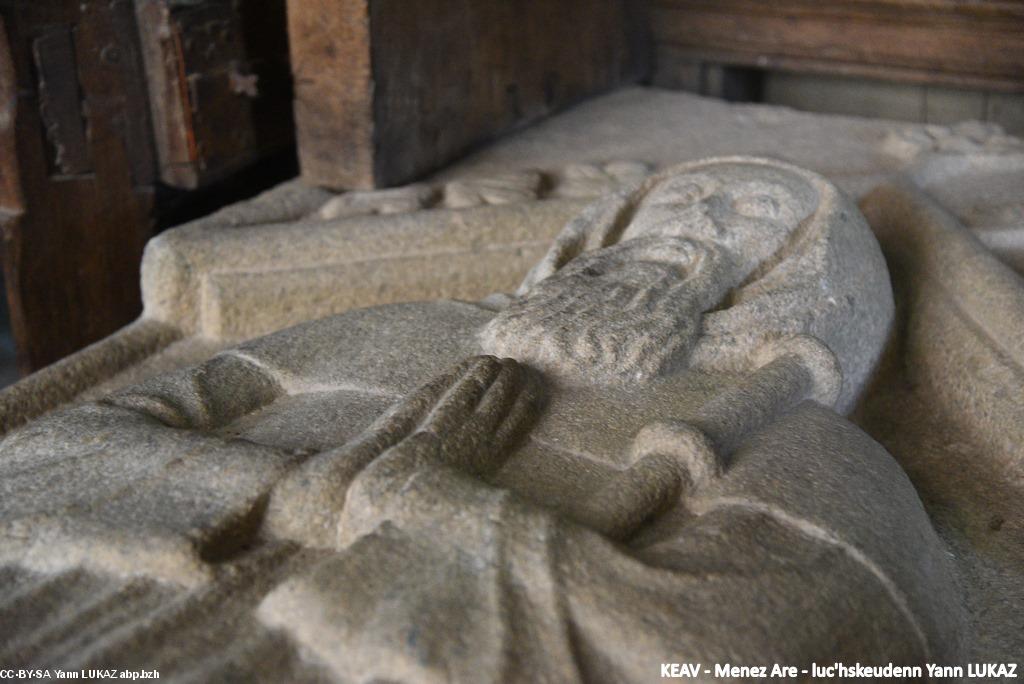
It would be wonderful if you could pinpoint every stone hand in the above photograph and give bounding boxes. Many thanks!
[265,356,542,548]
[381,355,543,476]
[335,356,543,545]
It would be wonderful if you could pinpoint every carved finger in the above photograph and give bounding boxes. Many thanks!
[470,358,523,431]
[440,359,543,475]
[439,371,518,468]
[488,369,544,457]
[359,356,482,452]
[419,356,503,438]
[364,431,443,489]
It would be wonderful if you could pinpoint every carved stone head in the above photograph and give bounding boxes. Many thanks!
[481,157,893,412]
[624,161,818,273]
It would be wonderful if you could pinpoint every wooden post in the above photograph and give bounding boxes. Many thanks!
[0,2,154,374]
[288,0,651,190]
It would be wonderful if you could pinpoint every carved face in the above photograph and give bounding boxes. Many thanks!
[625,164,818,276]
[481,236,721,382]
[481,161,824,384]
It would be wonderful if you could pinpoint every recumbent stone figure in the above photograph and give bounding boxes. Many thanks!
[0,157,962,680]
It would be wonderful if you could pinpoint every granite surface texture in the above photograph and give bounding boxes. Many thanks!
[0,88,1023,680]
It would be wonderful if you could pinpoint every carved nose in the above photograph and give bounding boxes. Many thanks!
[699,194,730,216]
[676,202,715,231]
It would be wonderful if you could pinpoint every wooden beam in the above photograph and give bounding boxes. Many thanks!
[652,0,1024,93]
[288,0,650,190]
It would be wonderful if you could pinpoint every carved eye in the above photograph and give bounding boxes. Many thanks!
[671,182,706,204]
[647,180,708,206]
[733,193,781,219]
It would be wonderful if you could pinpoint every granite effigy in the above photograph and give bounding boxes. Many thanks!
[4,89,1022,431]
[1,89,1023,679]
[0,157,965,679]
